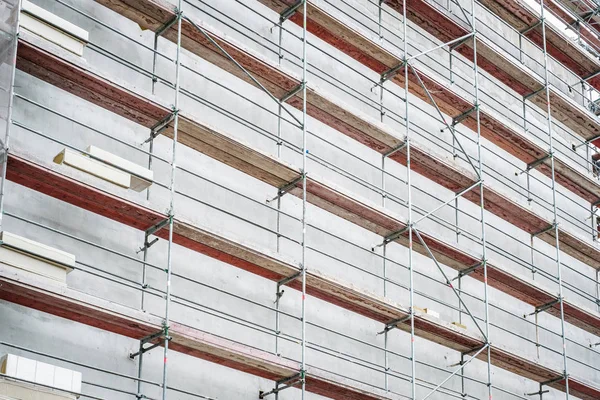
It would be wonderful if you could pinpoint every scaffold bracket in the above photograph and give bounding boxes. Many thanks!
[136,237,159,254]
[573,133,600,149]
[373,226,410,250]
[523,86,545,100]
[448,34,473,51]
[144,112,176,144]
[517,153,551,176]
[377,315,411,335]
[267,175,303,203]
[452,106,476,126]
[581,68,600,83]
[451,261,484,281]
[155,11,181,37]
[531,223,556,238]
[526,388,550,396]
[278,270,302,288]
[383,141,407,157]
[259,372,303,398]
[280,83,304,103]
[280,0,304,23]
[528,298,560,316]
[580,9,600,22]
[461,343,486,356]
[146,217,171,237]
[540,374,568,386]
[129,330,166,359]
[527,153,552,171]
[520,20,542,35]
[380,60,407,83]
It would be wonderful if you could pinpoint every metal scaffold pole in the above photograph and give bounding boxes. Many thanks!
[402,0,416,397]
[0,0,21,231]
[162,1,183,398]
[300,0,308,398]
[539,0,570,397]
[469,0,493,397]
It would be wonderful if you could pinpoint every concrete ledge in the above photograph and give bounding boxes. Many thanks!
[86,146,153,192]
[0,231,75,284]
[54,148,131,190]
[21,0,87,57]
[0,353,81,399]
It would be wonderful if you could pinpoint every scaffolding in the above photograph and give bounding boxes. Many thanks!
[0,0,600,399]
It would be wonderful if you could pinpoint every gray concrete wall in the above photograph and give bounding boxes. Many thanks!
[1,0,599,399]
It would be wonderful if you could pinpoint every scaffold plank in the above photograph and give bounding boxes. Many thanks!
[16,26,600,318]
[248,0,600,266]
[478,0,600,85]
[380,0,600,145]
[0,264,392,400]
[543,0,600,51]
[5,155,600,399]
[256,0,600,205]
[13,15,600,398]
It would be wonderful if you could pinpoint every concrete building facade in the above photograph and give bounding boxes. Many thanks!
[1,0,600,399]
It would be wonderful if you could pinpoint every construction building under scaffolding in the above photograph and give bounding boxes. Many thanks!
[1,0,600,398]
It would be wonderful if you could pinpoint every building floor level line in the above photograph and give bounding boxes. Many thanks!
[56,0,600,271]
[14,29,600,337]
[543,0,600,52]
[0,264,394,400]
[257,0,600,205]
[372,0,600,149]
[7,1,600,398]
[4,154,600,400]
[250,0,600,266]
[131,0,600,210]
[544,0,600,55]
[479,0,600,85]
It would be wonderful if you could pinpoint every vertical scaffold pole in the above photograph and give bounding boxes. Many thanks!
[300,1,308,398]
[161,2,182,399]
[402,0,416,398]
[377,2,390,391]
[539,1,569,397]
[468,0,493,397]
[274,15,284,360]
[0,0,22,232]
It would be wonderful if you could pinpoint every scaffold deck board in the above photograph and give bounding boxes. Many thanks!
[257,0,600,205]
[15,30,600,325]
[8,0,600,397]
[478,0,600,84]
[380,0,600,146]
[543,0,600,51]
[6,155,600,399]
[0,264,393,400]
[85,0,600,267]
[245,1,600,267]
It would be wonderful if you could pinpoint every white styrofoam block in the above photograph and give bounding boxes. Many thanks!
[21,0,88,42]
[87,145,153,192]
[0,247,70,283]
[34,361,53,388]
[21,0,90,44]
[53,366,80,393]
[20,13,86,57]
[1,354,82,395]
[0,232,75,284]
[0,232,75,269]
[0,380,79,399]
[14,356,35,383]
[54,148,131,189]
